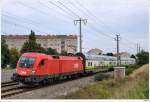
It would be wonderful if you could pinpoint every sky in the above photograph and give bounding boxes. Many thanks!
[1,0,149,54]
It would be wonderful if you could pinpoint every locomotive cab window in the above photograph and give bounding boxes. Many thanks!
[19,57,35,68]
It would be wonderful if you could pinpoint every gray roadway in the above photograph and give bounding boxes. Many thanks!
[1,69,16,82]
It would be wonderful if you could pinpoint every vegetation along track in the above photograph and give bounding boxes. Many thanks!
[1,71,111,99]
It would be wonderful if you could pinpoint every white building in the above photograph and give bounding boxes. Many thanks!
[114,52,131,58]
[87,48,103,55]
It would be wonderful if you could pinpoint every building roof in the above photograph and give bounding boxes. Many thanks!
[1,34,77,39]
[113,52,130,56]
[87,48,103,54]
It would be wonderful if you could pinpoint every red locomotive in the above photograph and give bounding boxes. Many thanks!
[12,53,84,85]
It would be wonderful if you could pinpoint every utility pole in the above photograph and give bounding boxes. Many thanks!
[114,34,121,66]
[74,18,87,53]
[139,44,141,53]
[137,43,139,54]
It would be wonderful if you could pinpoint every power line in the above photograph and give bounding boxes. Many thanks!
[74,0,138,46]
[17,1,69,23]
[3,14,41,27]
[49,1,133,54]
[3,19,47,34]
[47,1,115,50]
[57,1,80,18]
[3,15,51,34]
[74,0,115,34]
[4,1,138,54]
[3,12,62,33]
[39,1,73,20]
[87,21,114,39]
[49,1,114,40]
[48,1,75,19]
[73,1,138,53]
[67,1,114,39]
[3,12,41,25]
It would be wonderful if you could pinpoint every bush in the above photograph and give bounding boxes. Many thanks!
[108,67,114,71]
[125,64,140,75]
[136,50,149,65]
[94,73,110,81]
[9,48,20,68]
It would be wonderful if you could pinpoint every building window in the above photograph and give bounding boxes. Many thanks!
[44,44,47,47]
[61,41,65,44]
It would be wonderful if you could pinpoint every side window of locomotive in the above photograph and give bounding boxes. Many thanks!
[39,59,45,66]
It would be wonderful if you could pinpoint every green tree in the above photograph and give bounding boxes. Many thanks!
[45,47,59,55]
[61,50,68,55]
[9,48,20,68]
[130,54,136,59]
[98,53,102,55]
[1,38,10,68]
[136,50,149,65]
[106,53,114,56]
[20,30,45,54]
[29,30,36,41]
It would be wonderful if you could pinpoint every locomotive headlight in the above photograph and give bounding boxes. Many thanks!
[31,69,36,75]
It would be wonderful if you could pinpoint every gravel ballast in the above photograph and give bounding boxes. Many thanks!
[6,72,113,99]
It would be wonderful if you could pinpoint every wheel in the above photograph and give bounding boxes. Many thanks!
[42,79,49,85]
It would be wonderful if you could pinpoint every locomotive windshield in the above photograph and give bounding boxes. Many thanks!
[19,57,35,68]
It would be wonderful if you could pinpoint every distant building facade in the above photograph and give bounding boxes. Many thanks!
[2,35,77,54]
[114,52,131,58]
[87,48,103,55]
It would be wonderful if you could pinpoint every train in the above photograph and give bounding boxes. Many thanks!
[11,52,135,85]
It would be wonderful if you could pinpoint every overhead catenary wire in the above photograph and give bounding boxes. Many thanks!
[48,1,76,19]
[3,1,140,54]
[55,1,115,51]
[3,19,47,34]
[48,1,115,48]
[71,0,138,53]
[3,13,55,33]
[16,1,70,23]
[67,1,114,39]
[48,1,135,53]
[52,1,114,39]
[3,15,51,34]
[57,1,80,18]
[73,0,138,46]
[39,1,73,20]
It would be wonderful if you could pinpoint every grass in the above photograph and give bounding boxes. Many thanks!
[125,64,141,75]
[59,64,149,99]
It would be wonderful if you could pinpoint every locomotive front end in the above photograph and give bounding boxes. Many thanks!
[11,53,39,84]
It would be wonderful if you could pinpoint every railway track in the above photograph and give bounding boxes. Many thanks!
[1,81,23,98]
[2,81,18,87]
[1,75,92,98]
[1,71,112,99]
